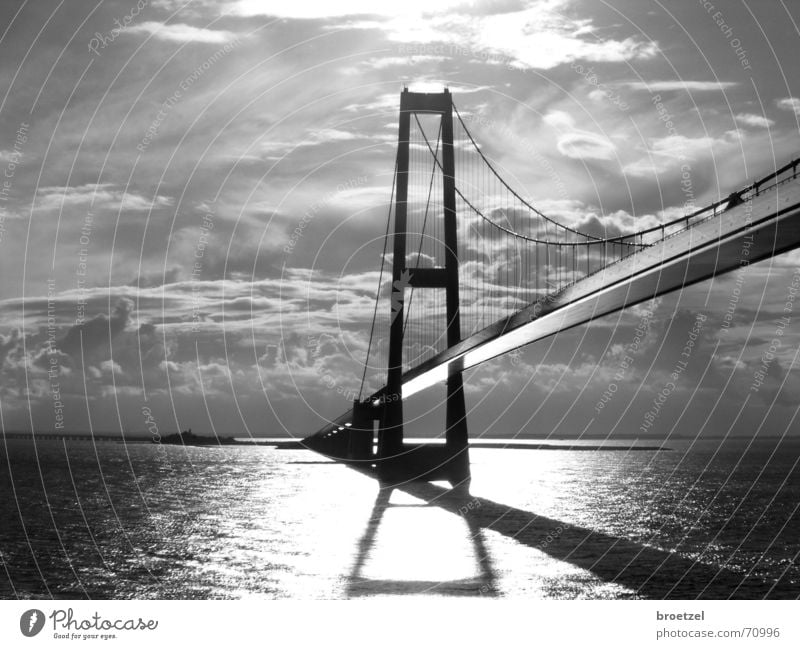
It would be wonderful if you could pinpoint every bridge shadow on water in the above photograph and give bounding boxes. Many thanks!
[346,479,499,597]
[345,468,797,599]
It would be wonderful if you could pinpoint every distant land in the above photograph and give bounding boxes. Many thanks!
[2,430,794,454]
[2,431,676,451]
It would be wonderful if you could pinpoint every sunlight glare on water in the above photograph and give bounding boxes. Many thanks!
[0,438,797,599]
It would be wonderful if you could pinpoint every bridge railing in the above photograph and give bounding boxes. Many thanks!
[600,155,800,250]
[539,155,800,299]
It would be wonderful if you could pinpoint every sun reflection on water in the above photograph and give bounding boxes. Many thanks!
[2,440,797,598]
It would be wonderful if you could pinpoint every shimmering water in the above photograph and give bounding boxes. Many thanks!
[1,437,798,599]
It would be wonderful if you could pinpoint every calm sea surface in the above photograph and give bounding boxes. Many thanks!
[1,437,798,599]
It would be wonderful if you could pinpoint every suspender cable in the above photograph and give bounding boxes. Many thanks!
[358,158,397,401]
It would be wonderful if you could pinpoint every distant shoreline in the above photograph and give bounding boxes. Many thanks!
[0,432,671,451]
[4,431,796,451]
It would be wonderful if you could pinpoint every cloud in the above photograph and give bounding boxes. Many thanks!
[622,129,743,177]
[0,328,23,367]
[0,149,24,163]
[58,298,133,360]
[407,82,490,95]
[127,21,237,43]
[260,128,367,156]
[475,6,659,69]
[359,55,449,69]
[776,97,800,116]
[556,132,616,161]
[734,113,774,129]
[623,81,738,92]
[543,110,616,161]
[231,0,463,18]
[35,184,173,212]
[324,1,658,69]
[649,134,717,159]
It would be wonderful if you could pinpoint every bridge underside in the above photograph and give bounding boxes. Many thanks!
[401,180,800,397]
[304,181,800,480]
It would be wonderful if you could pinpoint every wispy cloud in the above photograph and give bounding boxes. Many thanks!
[475,5,659,69]
[777,97,800,116]
[543,110,616,161]
[327,1,658,69]
[623,80,738,92]
[35,184,173,212]
[359,55,449,69]
[622,130,743,177]
[128,21,237,43]
[231,0,463,18]
[735,113,774,129]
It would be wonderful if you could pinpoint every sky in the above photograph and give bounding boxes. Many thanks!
[1,0,799,440]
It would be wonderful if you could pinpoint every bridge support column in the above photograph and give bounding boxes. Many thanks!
[350,399,380,461]
[445,372,470,485]
[378,88,470,485]
[441,87,470,486]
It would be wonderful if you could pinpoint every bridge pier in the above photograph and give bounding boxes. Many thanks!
[444,372,470,485]
[350,399,379,461]
[375,88,470,486]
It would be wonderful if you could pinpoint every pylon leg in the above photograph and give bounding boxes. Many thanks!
[445,372,470,485]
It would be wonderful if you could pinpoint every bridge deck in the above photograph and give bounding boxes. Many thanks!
[402,178,800,397]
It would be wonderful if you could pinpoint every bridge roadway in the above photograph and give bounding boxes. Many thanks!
[312,175,800,435]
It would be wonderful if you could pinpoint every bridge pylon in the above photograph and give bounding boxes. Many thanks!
[378,88,470,485]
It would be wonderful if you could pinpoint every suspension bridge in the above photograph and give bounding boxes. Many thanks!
[304,88,800,485]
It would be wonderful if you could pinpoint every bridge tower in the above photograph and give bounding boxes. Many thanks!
[379,88,470,484]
